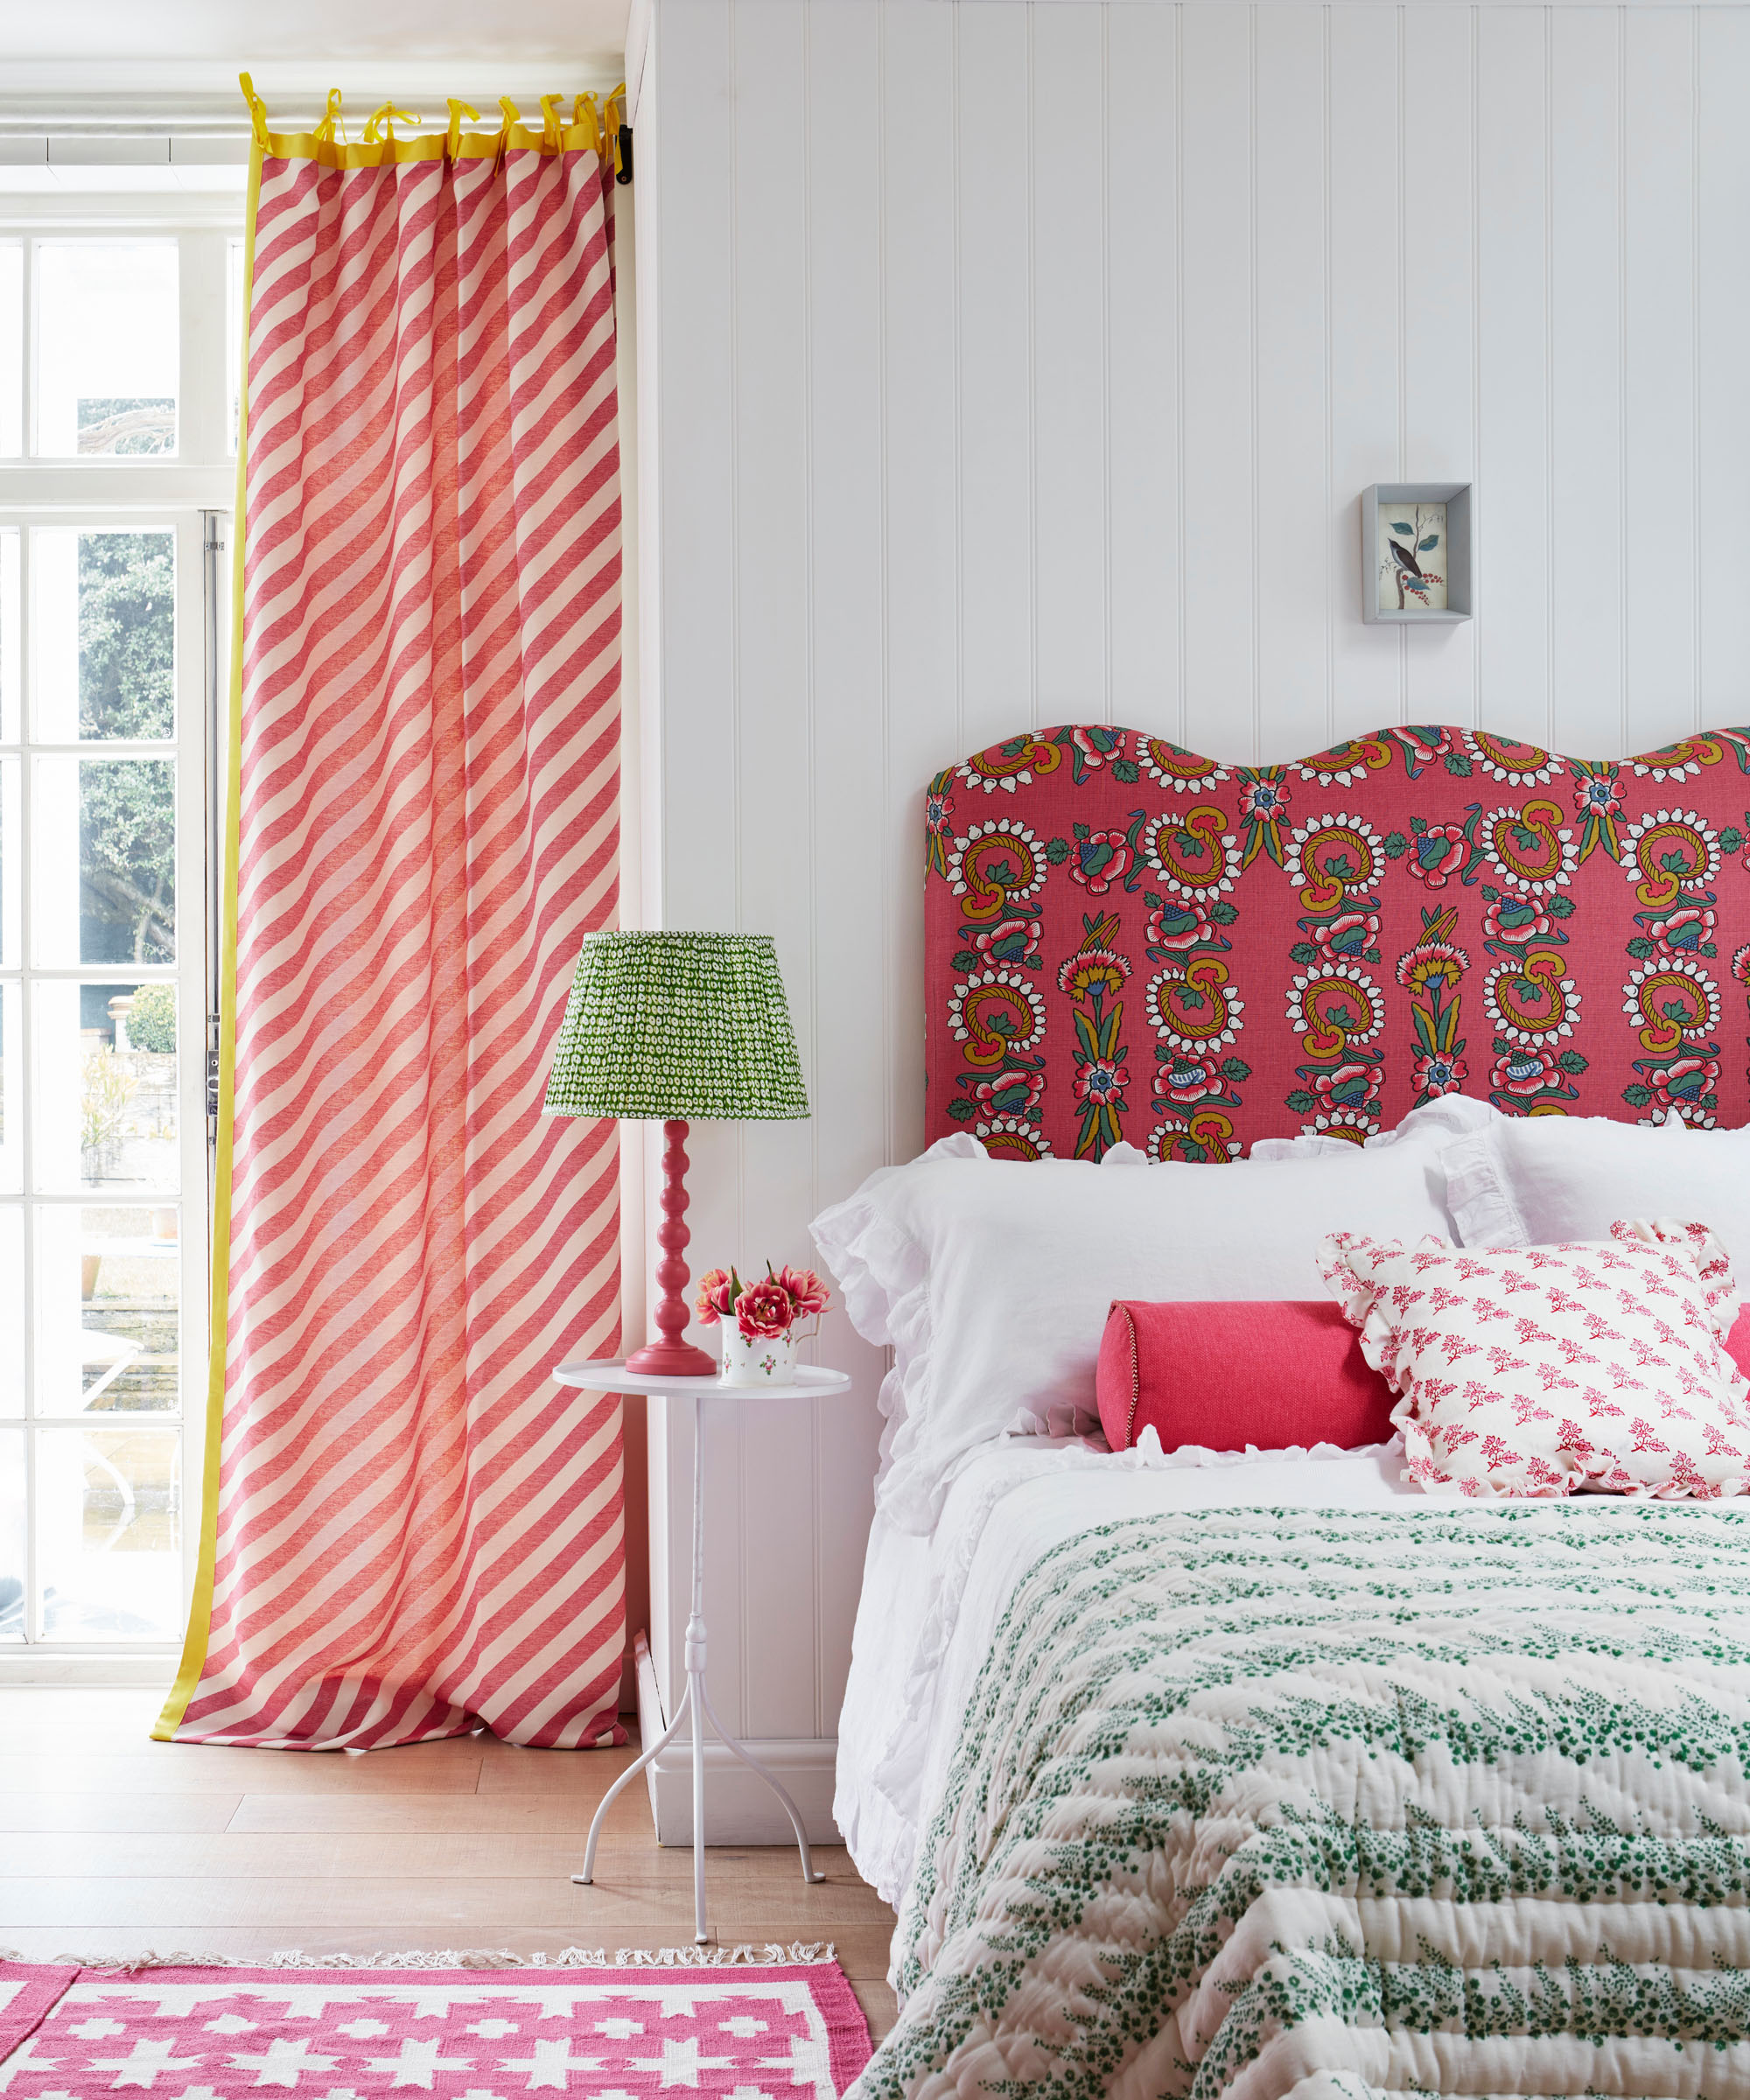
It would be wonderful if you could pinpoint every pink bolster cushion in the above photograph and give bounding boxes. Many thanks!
[1732,1305,1750,1379]
[1096,1298,1399,1455]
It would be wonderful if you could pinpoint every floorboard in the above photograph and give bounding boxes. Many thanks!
[0,1689,900,2042]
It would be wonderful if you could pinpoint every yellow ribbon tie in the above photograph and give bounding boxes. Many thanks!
[497,96,521,151]
[446,99,480,158]
[539,94,566,151]
[363,100,420,146]
[238,72,270,150]
[606,82,627,176]
[572,93,601,157]
[312,88,346,147]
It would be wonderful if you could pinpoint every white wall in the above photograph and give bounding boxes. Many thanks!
[634,0,1750,1824]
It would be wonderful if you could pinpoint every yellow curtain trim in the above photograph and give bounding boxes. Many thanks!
[238,74,626,167]
[153,119,260,1744]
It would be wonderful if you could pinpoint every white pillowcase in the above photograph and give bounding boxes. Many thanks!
[809,1122,1472,1533]
[1250,1093,1498,1161]
[1443,1112,1750,1282]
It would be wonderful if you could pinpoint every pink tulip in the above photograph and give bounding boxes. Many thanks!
[736,1280,795,1341]
[694,1267,739,1327]
[774,1264,830,1320]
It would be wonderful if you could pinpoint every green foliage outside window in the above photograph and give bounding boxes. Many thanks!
[78,533,177,964]
[80,532,173,738]
[82,760,176,964]
[125,982,177,1054]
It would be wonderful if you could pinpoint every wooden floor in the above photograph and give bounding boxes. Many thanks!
[0,1689,899,2042]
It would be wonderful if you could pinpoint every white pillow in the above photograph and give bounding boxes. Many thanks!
[809,1124,1471,1533]
[1443,1113,1750,1282]
[1250,1093,1498,1161]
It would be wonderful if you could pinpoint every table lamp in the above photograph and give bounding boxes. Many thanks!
[542,930,809,1377]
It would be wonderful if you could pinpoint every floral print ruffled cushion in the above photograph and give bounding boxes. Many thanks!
[1319,1219,1750,1497]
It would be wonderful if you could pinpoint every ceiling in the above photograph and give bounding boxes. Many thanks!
[0,0,634,121]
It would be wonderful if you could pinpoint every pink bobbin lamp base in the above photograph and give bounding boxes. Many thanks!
[627,1118,718,1382]
[626,1336,718,1378]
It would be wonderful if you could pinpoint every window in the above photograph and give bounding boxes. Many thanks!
[0,214,236,1653]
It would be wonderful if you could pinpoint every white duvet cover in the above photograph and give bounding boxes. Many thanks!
[836,1433,1422,1913]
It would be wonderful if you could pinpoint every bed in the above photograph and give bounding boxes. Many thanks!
[818,725,1750,2099]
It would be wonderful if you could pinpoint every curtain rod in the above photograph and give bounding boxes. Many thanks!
[0,102,634,178]
[0,86,627,140]
[0,133,250,168]
[230,78,632,181]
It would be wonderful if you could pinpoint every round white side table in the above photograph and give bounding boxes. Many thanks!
[552,1357,852,1944]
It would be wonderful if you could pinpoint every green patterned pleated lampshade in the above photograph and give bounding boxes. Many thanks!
[543,931,810,1122]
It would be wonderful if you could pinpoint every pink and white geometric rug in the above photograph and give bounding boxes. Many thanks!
[0,1956,872,2097]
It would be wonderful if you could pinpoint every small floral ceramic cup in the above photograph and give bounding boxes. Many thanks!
[718,1328,799,1386]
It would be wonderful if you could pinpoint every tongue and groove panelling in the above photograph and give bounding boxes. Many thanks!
[635,0,1750,1791]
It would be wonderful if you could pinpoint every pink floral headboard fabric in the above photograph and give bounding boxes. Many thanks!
[924,724,1750,1161]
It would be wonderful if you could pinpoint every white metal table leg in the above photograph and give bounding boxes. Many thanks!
[699,1678,824,1884]
[572,1382,827,1947]
[687,1389,708,1941]
[571,1680,691,1887]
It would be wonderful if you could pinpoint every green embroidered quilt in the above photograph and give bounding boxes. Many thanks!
[854,1503,1750,2100]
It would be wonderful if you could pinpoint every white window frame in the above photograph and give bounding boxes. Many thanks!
[0,191,241,1676]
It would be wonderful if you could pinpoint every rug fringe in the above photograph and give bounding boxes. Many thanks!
[2,1942,837,1974]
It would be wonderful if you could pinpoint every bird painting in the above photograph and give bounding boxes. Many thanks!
[1379,503,1446,612]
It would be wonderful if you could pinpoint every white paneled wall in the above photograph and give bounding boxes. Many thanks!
[634,0,1750,1830]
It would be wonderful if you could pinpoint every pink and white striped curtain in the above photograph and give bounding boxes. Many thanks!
[157,104,626,1749]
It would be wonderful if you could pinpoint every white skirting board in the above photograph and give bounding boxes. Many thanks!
[0,1653,178,1687]
[634,1634,842,1846]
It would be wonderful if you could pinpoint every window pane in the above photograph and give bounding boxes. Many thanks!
[36,1423,181,1639]
[34,1205,178,1418]
[0,242,20,458]
[32,529,176,742]
[0,524,18,742]
[36,242,178,458]
[32,980,178,1194]
[0,1428,21,1643]
[1,755,16,967]
[32,755,176,966]
[0,1206,20,1409]
[0,981,17,1194]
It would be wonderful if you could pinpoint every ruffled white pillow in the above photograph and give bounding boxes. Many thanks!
[811,1122,1475,1534]
[1318,1219,1750,1500]
[1441,1112,1750,1290]
[1250,1092,1496,1161]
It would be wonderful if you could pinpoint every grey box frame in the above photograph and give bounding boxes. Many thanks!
[1362,483,1472,623]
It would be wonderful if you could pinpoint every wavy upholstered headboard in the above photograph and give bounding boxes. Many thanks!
[924,724,1750,1160]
